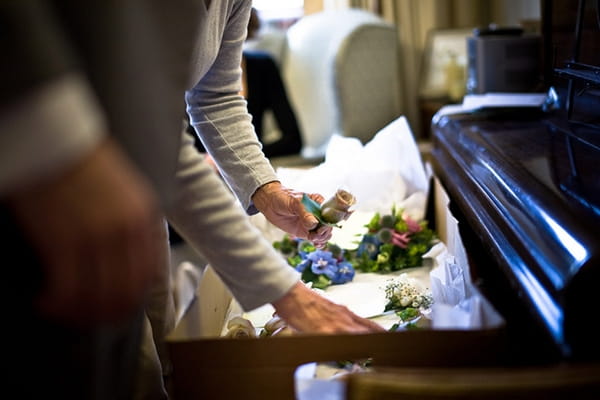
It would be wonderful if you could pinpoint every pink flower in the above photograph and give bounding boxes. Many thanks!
[403,214,422,234]
[391,231,410,248]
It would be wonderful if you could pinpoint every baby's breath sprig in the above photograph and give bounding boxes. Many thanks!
[383,274,433,313]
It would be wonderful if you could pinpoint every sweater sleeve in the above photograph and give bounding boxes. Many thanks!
[165,131,299,311]
[0,73,106,197]
[185,0,278,214]
[0,2,106,196]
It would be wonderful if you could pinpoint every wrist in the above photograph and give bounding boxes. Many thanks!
[272,281,306,315]
[251,180,281,211]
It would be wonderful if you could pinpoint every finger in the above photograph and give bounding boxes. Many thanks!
[308,225,332,243]
[312,236,329,249]
[304,215,320,233]
[307,193,325,204]
[355,314,387,332]
[313,241,326,249]
[335,307,385,334]
[295,199,320,232]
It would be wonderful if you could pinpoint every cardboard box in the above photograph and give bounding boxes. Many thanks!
[167,118,507,399]
[168,320,505,399]
[166,177,508,400]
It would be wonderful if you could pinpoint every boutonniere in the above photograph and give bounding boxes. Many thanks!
[273,236,356,289]
[301,189,356,228]
[351,205,437,273]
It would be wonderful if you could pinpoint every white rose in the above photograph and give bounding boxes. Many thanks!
[225,316,257,338]
[400,296,412,307]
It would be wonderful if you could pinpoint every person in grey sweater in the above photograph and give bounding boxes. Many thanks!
[1,1,383,399]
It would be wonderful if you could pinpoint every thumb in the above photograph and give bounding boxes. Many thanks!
[296,199,319,231]
[304,214,320,232]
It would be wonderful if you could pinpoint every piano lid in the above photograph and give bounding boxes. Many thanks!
[432,109,599,361]
[431,0,599,361]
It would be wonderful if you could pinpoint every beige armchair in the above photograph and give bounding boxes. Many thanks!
[281,9,403,159]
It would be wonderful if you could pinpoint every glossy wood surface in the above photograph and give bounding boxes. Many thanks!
[431,109,599,361]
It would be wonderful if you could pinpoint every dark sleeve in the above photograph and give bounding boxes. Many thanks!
[0,1,77,106]
[261,54,302,140]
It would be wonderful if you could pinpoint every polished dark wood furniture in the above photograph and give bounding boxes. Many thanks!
[343,2,600,397]
[430,0,599,365]
[431,109,599,364]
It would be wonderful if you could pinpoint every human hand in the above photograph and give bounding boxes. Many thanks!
[8,138,164,326]
[272,281,385,334]
[252,181,332,248]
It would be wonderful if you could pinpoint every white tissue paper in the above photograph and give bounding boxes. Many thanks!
[277,116,428,215]
[429,177,503,330]
[264,116,503,331]
[248,116,503,400]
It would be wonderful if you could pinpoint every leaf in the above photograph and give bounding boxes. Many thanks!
[301,193,322,215]
[397,307,419,321]
[301,266,332,289]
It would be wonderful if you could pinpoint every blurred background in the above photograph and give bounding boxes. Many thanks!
[247,0,541,149]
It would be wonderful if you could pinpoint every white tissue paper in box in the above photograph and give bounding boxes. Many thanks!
[277,116,428,216]
[429,177,504,330]
[253,116,503,334]
[246,117,503,400]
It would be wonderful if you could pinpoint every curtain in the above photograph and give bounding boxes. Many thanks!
[322,0,486,137]
[376,0,490,138]
[348,0,380,13]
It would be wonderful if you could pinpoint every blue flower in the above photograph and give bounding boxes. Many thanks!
[295,258,311,273]
[332,261,355,284]
[357,234,381,260]
[307,250,338,279]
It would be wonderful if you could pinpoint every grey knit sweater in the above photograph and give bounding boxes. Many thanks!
[0,0,299,311]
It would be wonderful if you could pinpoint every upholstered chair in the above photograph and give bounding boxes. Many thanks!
[281,9,403,159]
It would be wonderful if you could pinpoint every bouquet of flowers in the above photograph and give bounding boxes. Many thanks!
[271,188,358,289]
[273,236,355,290]
[301,188,356,228]
[383,273,434,331]
[383,273,433,313]
[349,205,437,273]
[273,194,436,288]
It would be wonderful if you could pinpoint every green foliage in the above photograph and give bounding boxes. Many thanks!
[272,205,437,289]
[272,235,299,257]
[272,235,354,289]
[349,206,437,274]
[300,266,332,289]
[397,307,419,321]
